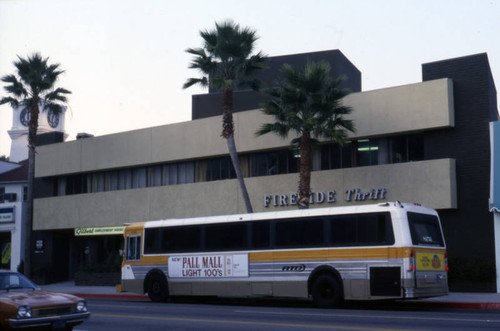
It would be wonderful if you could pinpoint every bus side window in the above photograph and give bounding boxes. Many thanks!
[126,236,141,261]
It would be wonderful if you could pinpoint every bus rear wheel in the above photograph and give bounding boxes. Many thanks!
[311,274,342,308]
[147,273,168,302]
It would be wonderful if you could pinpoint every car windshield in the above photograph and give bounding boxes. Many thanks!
[0,273,38,291]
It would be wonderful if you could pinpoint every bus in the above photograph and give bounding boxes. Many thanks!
[120,202,448,307]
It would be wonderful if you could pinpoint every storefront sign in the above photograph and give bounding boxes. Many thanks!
[74,226,125,236]
[0,207,14,223]
[264,188,387,207]
[168,254,248,278]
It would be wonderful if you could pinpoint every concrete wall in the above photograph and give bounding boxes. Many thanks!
[33,158,456,230]
[345,78,454,137]
[35,78,453,177]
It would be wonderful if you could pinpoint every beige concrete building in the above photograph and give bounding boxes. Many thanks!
[31,51,497,292]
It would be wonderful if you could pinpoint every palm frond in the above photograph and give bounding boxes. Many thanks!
[0,96,20,108]
[255,122,290,139]
[257,60,355,147]
[185,20,267,93]
[44,88,71,103]
[1,74,28,98]
[1,53,71,115]
[43,102,64,114]
[183,77,208,89]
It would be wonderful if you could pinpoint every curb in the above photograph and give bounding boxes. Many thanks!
[405,301,500,310]
[71,293,148,300]
[70,292,500,310]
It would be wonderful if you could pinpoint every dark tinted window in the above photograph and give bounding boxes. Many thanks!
[407,212,444,247]
[162,226,201,253]
[275,219,324,248]
[144,226,201,254]
[205,223,247,251]
[251,221,271,249]
[144,228,161,254]
[330,215,357,245]
[143,212,395,255]
[330,212,394,246]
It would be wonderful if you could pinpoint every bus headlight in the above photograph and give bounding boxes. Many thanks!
[76,301,88,312]
[17,306,32,318]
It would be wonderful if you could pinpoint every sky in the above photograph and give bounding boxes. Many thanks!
[0,0,499,158]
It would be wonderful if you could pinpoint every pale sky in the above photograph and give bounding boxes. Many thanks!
[0,0,499,158]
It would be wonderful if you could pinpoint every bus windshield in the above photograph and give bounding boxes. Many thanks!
[407,212,444,247]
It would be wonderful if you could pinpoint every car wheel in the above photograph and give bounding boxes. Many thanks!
[311,274,343,308]
[147,273,168,302]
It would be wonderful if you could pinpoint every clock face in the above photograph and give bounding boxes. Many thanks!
[20,108,30,127]
[47,110,59,128]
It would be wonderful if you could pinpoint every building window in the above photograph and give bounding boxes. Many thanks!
[45,133,425,198]
[251,153,279,177]
[355,134,424,167]
[92,173,106,192]
[62,174,87,195]
[132,168,147,189]
[165,162,195,185]
[118,169,132,190]
[107,171,119,191]
[356,139,384,166]
[321,143,353,170]
[408,134,424,161]
[196,157,234,182]
[248,150,299,177]
[148,166,162,187]
[23,186,28,201]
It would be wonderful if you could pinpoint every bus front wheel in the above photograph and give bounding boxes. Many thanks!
[311,274,342,308]
[147,273,168,302]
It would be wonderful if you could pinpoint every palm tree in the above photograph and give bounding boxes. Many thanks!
[183,20,267,213]
[256,61,354,209]
[0,53,71,276]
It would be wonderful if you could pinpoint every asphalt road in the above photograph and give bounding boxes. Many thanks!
[75,297,500,331]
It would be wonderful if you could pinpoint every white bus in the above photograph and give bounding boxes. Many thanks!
[121,202,448,307]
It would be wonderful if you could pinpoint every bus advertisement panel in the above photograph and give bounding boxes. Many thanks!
[168,254,248,278]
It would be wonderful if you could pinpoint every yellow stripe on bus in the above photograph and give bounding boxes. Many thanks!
[126,247,446,266]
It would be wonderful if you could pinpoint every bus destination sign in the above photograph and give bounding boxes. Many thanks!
[168,254,249,278]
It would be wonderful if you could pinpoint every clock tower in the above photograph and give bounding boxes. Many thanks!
[7,105,67,162]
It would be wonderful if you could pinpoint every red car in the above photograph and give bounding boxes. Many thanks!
[0,271,90,330]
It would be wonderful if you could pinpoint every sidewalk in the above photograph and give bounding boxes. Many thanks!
[41,281,500,310]
[42,281,148,300]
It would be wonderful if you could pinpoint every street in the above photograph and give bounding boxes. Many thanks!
[75,297,500,331]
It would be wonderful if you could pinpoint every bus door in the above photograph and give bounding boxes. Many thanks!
[123,235,141,279]
[125,235,141,261]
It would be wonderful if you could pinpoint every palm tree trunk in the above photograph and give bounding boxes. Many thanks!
[24,100,39,277]
[24,148,34,277]
[227,136,253,213]
[222,88,253,213]
[298,131,312,209]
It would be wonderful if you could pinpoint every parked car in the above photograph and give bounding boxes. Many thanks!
[0,270,90,330]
